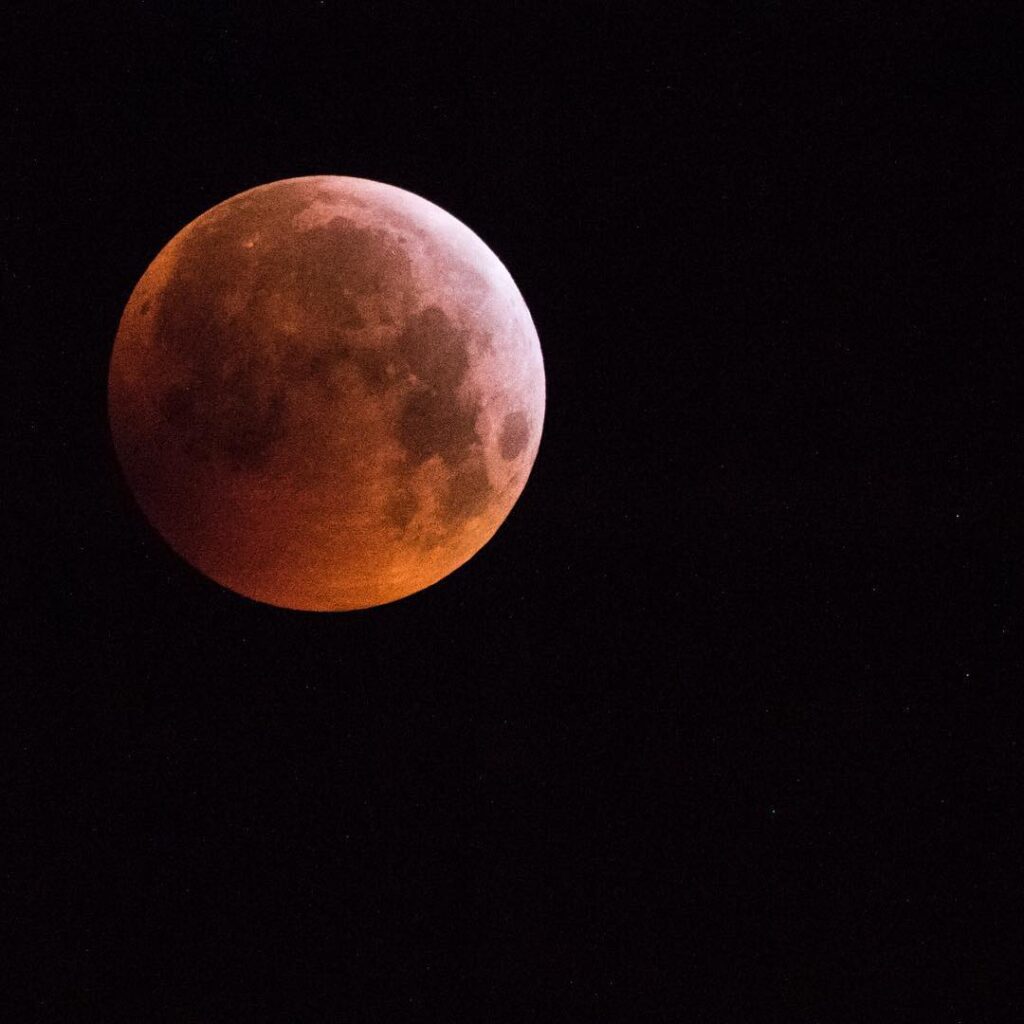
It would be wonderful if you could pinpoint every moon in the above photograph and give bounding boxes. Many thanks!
[108,176,545,611]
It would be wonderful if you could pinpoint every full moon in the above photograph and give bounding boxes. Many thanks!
[108,176,545,611]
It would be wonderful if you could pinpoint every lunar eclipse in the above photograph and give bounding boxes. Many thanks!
[108,176,545,611]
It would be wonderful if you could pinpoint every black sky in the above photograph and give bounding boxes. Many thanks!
[5,3,1022,1019]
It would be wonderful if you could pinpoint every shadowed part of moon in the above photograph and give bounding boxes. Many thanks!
[108,175,545,610]
[149,202,413,474]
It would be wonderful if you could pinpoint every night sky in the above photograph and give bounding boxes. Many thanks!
[7,4,1021,1019]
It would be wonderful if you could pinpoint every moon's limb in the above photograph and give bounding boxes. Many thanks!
[108,176,545,610]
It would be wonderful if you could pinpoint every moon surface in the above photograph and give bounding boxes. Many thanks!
[108,176,545,610]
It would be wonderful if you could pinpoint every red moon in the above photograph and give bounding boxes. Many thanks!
[108,176,545,611]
